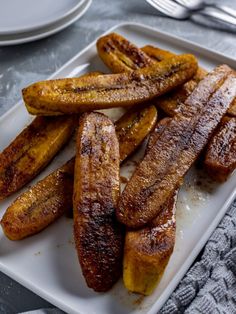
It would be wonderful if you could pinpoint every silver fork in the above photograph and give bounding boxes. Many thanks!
[175,0,236,19]
[146,0,236,27]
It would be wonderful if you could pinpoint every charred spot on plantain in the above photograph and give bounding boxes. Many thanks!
[81,139,92,155]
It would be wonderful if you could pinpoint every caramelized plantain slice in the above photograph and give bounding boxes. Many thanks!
[155,68,207,116]
[141,45,175,62]
[73,112,123,292]
[0,116,76,200]
[1,159,74,240]
[142,46,236,117]
[204,116,236,182]
[97,33,208,117]
[123,191,178,295]
[23,54,197,115]
[116,105,158,162]
[98,34,236,117]
[117,65,236,228]
[96,33,155,73]
[0,106,156,240]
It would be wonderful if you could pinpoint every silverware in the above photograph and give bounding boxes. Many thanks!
[145,0,236,27]
[174,0,236,19]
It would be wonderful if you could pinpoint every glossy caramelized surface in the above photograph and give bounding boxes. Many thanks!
[0,115,76,200]
[73,112,123,292]
[1,159,74,240]
[117,65,236,228]
[97,33,236,118]
[205,116,236,182]
[124,191,177,295]
[22,54,197,115]
[0,106,157,241]
[116,105,158,162]
[97,33,155,73]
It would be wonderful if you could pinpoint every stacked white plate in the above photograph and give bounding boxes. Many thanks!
[0,0,92,46]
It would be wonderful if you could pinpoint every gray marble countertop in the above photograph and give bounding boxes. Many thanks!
[0,0,236,313]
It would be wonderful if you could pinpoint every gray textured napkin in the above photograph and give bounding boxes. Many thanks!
[160,200,236,313]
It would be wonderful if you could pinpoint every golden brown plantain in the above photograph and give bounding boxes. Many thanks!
[123,191,178,295]
[204,116,236,182]
[22,54,198,115]
[1,159,74,240]
[73,112,123,292]
[96,33,155,73]
[117,65,236,228]
[0,106,156,240]
[141,45,175,62]
[143,46,236,117]
[96,34,173,73]
[116,105,158,162]
[155,68,207,116]
[97,33,208,117]
[97,34,236,117]
[0,115,76,200]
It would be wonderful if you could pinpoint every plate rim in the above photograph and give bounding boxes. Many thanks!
[0,0,85,35]
[1,21,236,314]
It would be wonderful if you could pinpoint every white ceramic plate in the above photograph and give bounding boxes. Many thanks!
[0,23,236,314]
[0,0,92,46]
[0,0,84,35]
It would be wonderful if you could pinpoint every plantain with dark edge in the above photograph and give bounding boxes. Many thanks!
[97,33,236,117]
[204,116,236,182]
[124,191,178,295]
[116,105,157,162]
[117,65,236,229]
[1,105,157,240]
[143,45,236,117]
[96,33,209,116]
[22,54,198,115]
[1,159,74,240]
[0,115,76,200]
[123,118,177,295]
[96,33,155,73]
[73,112,122,292]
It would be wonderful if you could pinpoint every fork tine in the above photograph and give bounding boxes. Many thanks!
[153,0,182,11]
[147,0,172,14]
[146,0,189,19]
[151,0,174,13]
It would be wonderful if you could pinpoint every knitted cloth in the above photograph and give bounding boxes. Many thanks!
[160,200,236,313]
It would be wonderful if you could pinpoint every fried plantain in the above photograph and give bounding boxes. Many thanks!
[143,46,236,117]
[1,159,74,240]
[141,45,175,62]
[97,33,208,117]
[123,191,178,295]
[117,65,236,228]
[0,106,156,240]
[96,33,155,73]
[0,115,76,200]
[204,116,236,182]
[73,112,123,292]
[116,105,158,162]
[22,54,197,115]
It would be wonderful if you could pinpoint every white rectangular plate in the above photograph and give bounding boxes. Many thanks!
[0,23,236,314]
